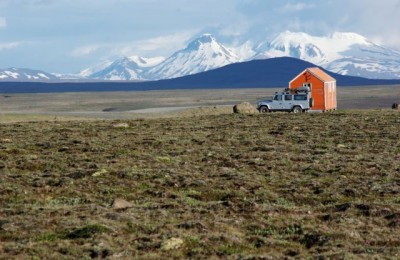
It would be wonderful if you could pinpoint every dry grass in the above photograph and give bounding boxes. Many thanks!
[0,114,91,123]
[0,109,399,258]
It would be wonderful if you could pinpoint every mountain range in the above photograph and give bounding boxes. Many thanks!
[1,31,400,82]
[78,31,400,81]
[0,68,58,82]
[256,31,400,79]
[2,57,400,94]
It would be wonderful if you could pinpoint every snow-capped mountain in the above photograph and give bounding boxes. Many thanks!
[89,57,143,81]
[84,34,241,80]
[256,31,400,79]
[145,34,241,79]
[81,31,400,81]
[0,68,58,81]
[79,60,114,78]
[83,56,165,81]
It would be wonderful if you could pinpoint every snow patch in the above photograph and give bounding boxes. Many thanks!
[5,71,19,79]
[38,73,50,79]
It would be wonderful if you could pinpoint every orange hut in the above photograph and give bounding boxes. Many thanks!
[289,67,337,111]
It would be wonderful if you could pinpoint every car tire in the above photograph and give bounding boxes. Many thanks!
[259,106,270,113]
[292,106,302,113]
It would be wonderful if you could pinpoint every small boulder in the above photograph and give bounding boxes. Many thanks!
[92,169,108,177]
[161,237,184,251]
[112,198,133,210]
[112,122,129,128]
[233,102,258,114]
[392,103,399,110]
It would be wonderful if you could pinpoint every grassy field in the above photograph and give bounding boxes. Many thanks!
[0,109,399,258]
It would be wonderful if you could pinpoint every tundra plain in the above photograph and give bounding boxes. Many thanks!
[0,85,399,121]
[0,85,399,258]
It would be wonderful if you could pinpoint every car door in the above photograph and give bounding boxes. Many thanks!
[283,94,293,110]
[271,94,283,109]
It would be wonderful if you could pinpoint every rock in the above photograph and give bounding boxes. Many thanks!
[392,103,399,110]
[161,237,184,251]
[191,179,207,187]
[1,222,17,232]
[58,147,70,152]
[112,198,133,210]
[112,122,129,128]
[92,169,108,177]
[233,102,258,114]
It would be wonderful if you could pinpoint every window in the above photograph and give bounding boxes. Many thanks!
[294,95,307,101]
[284,95,292,101]
[273,95,282,101]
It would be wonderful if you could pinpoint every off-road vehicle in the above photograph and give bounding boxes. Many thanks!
[257,86,314,113]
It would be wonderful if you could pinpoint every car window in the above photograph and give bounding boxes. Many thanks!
[294,95,307,101]
[273,95,282,101]
[284,95,292,101]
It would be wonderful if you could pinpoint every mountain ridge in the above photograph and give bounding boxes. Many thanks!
[0,68,58,82]
[81,31,400,81]
[1,57,400,94]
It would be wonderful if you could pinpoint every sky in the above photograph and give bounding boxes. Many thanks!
[0,0,399,73]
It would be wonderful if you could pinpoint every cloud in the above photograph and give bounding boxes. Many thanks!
[111,31,196,57]
[0,0,55,7]
[71,45,100,57]
[0,42,21,50]
[328,0,400,49]
[68,31,196,61]
[135,32,195,52]
[0,17,6,27]
[280,3,315,12]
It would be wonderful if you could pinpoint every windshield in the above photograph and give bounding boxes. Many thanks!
[273,95,282,101]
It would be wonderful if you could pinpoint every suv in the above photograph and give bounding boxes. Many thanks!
[257,87,313,113]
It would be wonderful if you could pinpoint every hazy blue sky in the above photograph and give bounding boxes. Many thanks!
[0,0,399,73]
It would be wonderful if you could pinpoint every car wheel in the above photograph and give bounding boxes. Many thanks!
[259,106,270,113]
[292,106,302,113]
